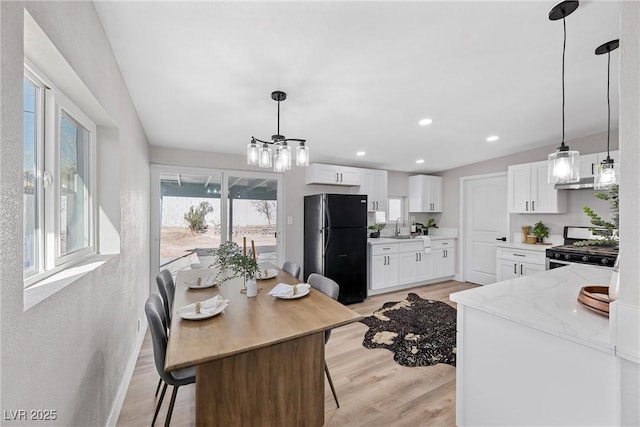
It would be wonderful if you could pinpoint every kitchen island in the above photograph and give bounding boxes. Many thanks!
[450,264,618,426]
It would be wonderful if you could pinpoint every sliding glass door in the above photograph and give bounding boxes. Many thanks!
[150,165,283,277]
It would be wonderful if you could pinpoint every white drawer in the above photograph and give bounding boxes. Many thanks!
[372,244,399,256]
[398,241,425,253]
[432,239,456,249]
[496,247,546,265]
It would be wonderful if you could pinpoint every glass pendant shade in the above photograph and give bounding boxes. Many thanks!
[273,148,285,173]
[548,147,579,184]
[259,144,272,168]
[247,141,259,165]
[280,144,292,171]
[296,143,309,167]
[594,159,618,190]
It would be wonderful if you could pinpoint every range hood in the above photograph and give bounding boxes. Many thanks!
[554,176,595,190]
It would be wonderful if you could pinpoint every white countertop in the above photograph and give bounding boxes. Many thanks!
[497,242,555,252]
[450,265,614,353]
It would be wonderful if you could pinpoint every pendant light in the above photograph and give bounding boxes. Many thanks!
[249,91,309,171]
[594,39,619,190]
[547,1,580,185]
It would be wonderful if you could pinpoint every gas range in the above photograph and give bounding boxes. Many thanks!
[546,226,618,269]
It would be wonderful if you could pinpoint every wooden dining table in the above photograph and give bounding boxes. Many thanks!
[166,264,362,426]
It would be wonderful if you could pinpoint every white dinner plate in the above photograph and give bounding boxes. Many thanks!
[177,301,228,320]
[256,268,278,280]
[274,288,310,299]
[184,276,218,289]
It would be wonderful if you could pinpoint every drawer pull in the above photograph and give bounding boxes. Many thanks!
[513,253,526,257]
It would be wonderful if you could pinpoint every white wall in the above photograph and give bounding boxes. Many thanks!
[617,2,640,424]
[0,2,150,426]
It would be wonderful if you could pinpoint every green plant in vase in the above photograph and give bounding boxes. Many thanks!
[210,241,241,285]
[532,221,549,243]
[574,184,619,247]
[368,223,385,238]
[228,251,259,280]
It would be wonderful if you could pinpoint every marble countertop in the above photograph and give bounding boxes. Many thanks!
[496,242,555,252]
[450,265,614,353]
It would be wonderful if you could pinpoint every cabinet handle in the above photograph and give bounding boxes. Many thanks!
[513,253,526,257]
[340,173,343,182]
[419,252,422,261]
[520,264,523,275]
[525,201,529,211]
[532,201,535,211]
[592,163,594,175]
[416,253,418,262]
[387,256,390,265]
[514,263,517,274]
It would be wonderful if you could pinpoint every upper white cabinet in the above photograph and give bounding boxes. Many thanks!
[408,175,442,212]
[507,160,566,214]
[579,150,620,179]
[305,163,361,186]
[358,169,388,212]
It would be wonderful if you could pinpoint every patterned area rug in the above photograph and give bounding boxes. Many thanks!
[360,293,457,367]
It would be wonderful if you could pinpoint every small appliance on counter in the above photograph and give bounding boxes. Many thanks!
[545,226,618,270]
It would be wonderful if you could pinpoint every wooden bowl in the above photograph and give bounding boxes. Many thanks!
[577,286,611,317]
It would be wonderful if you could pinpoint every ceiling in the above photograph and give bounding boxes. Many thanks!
[95,1,620,173]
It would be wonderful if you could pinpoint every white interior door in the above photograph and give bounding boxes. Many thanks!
[463,173,508,285]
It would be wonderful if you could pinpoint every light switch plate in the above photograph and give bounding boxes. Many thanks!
[287,216,293,225]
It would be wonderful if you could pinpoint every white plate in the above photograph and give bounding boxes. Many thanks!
[184,276,217,289]
[256,268,278,280]
[274,288,310,299]
[177,301,228,320]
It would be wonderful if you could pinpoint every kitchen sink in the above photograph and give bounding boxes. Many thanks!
[388,235,413,239]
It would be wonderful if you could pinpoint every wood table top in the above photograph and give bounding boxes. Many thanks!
[165,264,362,371]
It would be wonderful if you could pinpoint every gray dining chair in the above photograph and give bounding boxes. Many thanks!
[282,260,301,279]
[145,294,195,427]
[156,269,175,323]
[307,273,340,408]
[149,293,167,398]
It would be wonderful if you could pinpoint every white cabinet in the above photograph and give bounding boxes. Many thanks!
[358,169,388,212]
[432,239,456,278]
[408,175,442,212]
[579,150,620,179]
[495,246,546,282]
[368,239,453,294]
[369,244,399,290]
[507,160,566,213]
[305,163,361,186]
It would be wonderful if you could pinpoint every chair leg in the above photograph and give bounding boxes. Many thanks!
[152,382,168,427]
[164,386,179,427]
[155,378,163,397]
[325,362,340,408]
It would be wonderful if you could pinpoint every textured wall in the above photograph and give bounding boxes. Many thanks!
[618,1,640,425]
[0,2,150,426]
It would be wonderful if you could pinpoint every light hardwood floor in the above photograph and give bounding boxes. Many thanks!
[117,280,476,427]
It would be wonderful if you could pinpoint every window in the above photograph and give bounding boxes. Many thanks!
[388,197,404,222]
[23,66,97,286]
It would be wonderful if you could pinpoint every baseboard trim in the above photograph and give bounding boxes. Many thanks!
[105,321,148,427]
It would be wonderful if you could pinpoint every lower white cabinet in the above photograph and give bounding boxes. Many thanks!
[496,246,546,282]
[369,239,456,294]
[432,239,456,278]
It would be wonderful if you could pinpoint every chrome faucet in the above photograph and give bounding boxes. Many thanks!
[395,217,403,236]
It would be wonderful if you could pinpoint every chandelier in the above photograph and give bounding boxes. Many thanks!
[248,91,309,172]
[547,0,580,185]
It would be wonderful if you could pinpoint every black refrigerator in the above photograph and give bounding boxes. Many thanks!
[304,194,368,304]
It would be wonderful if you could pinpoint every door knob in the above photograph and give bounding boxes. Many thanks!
[496,237,507,241]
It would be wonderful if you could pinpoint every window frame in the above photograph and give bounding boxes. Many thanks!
[23,69,45,280]
[23,62,98,287]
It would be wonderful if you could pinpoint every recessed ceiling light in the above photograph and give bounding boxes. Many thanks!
[356,151,366,156]
[419,118,433,126]
[486,135,500,142]
[416,159,425,164]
